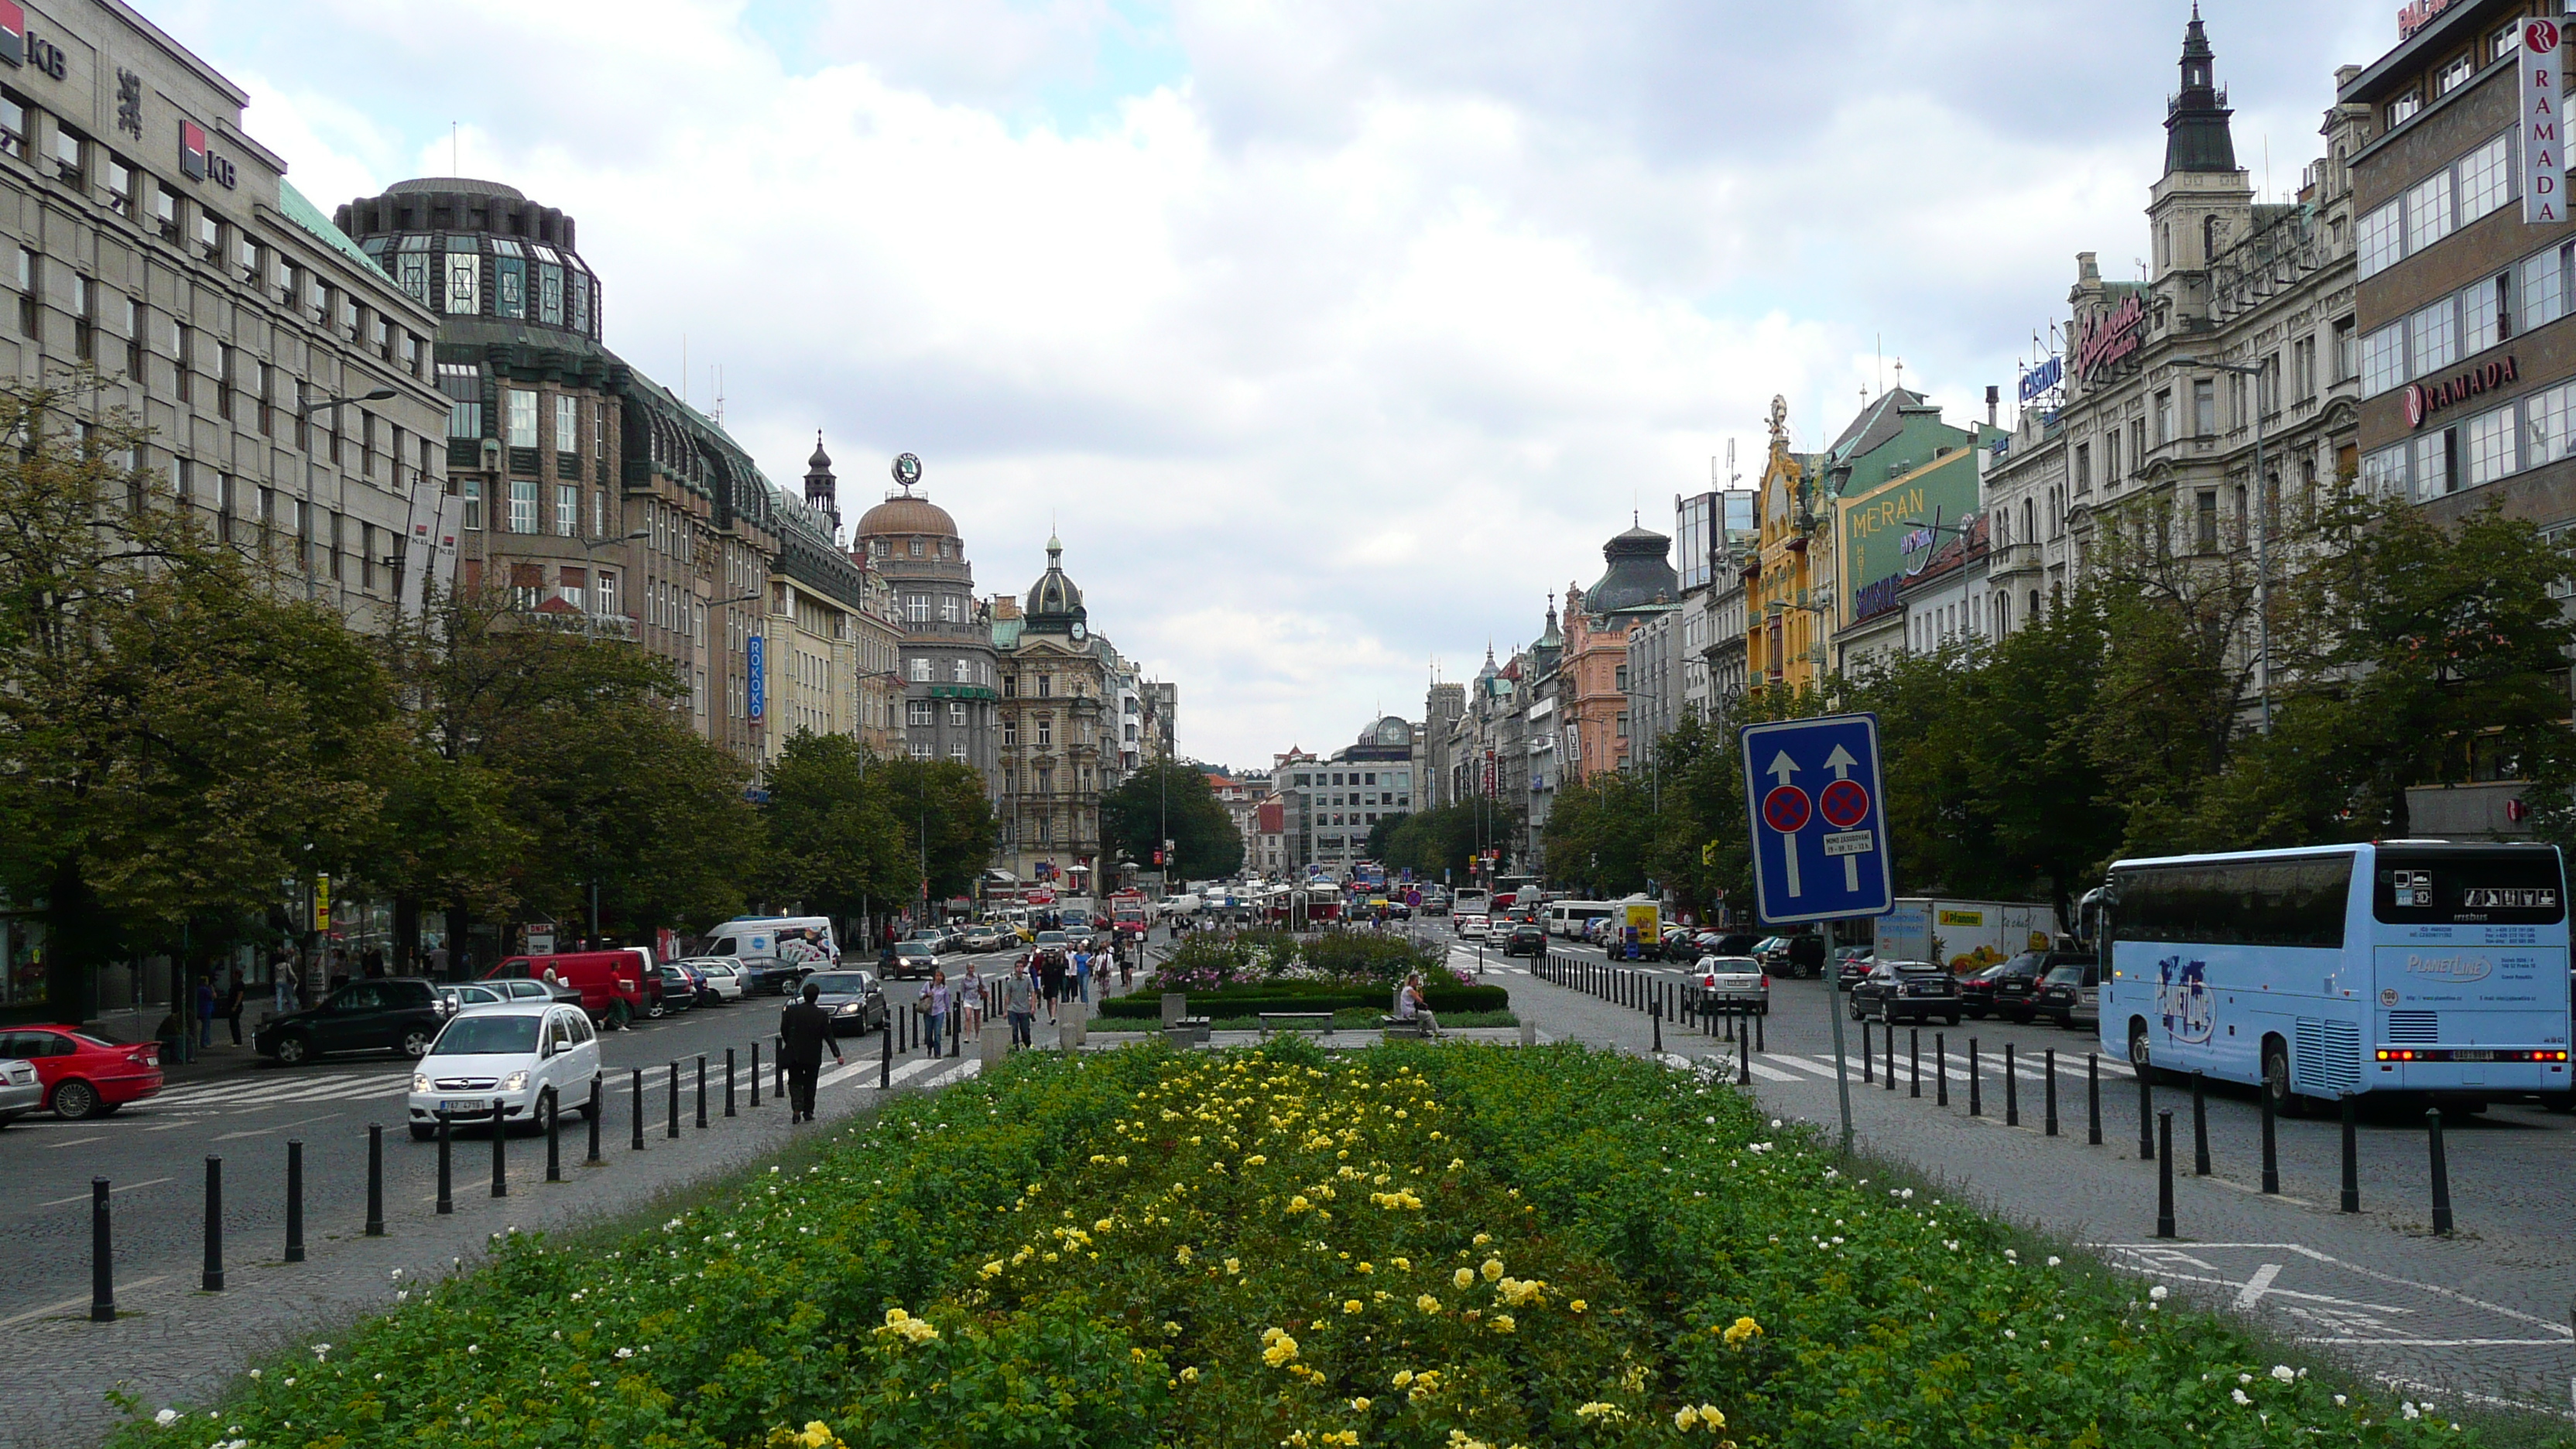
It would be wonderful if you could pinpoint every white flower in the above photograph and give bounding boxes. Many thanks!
[2003,1329,2016,1340]
[154,1409,179,1427]
[2047,1255,2061,1266]
[1770,1118,1783,1128]
[1901,1188,1915,1200]
[2402,1402,2422,1421]
[2232,1389,2252,1406]
[246,1372,260,1382]
[2270,1365,2296,1383]
[2148,1286,2170,1302]
[2334,1394,2348,1406]
[614,1348,634,1359]
[2003,1249,2017,1260]
[2239,1373,2253,1385]
[314,1344,331,1360]
[466,1345,478,1355]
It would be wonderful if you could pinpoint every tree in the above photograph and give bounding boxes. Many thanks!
[871,755,1003,906]
[1382,801,1523,884]
[1101,761,1242,880]
[761,731,916,923]
[1541,770,1658,898]
[1363,812,1410,862]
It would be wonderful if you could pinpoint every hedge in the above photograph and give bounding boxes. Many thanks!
[1098,982,1511,1019]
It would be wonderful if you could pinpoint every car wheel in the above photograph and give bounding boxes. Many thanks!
[647,999,666,1020]
[2260,1039,2305,1118]
[273,1033,313,1067]
[1880,1000,1896,1026]
[2128,1021,2153,1076]
[1848,996,1864,1021]
[400,1027,433,1059]
[409,1123,437,1142]
[533,1088,557,1137]
[50,1078,101,1121]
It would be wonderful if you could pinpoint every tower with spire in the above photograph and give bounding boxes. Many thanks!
[2146,5,2252,311]
[803,432,838,531]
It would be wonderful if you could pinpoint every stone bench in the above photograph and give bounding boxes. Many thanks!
[1379,1016,1431,1040]
[1258,1012,1335,1040]
[1163,1018,1212,1047]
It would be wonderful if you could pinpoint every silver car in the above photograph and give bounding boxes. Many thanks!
[0,1057,39,1126]
[1684,956,1770,1016]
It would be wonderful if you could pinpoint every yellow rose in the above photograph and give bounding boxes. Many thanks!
[1453,1268,1476,1290]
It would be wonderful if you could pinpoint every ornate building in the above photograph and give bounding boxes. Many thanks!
[1562,522,1677,780]
[994,537,1110,891]
[852,471,1000,790]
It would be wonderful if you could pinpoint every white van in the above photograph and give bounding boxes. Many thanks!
[1547,900,1617,939]
[704,916,840,975]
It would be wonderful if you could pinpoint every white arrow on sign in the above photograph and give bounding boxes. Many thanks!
[1768,751,1799,786]
[1823,744,1858,780]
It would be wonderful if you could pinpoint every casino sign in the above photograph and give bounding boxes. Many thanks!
[2402,355,2518,430]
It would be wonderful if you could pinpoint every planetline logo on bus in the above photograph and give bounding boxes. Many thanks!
[2400,952,2493,981]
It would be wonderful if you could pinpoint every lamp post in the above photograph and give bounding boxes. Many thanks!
[294,385,400,602]
[2167,356,2271,735]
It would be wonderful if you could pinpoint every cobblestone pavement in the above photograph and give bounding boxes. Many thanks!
[1445,929,2576,1420]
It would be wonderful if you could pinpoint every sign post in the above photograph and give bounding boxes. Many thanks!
[1740,714,1894,1152]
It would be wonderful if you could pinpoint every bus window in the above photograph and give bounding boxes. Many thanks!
[2373,850,2565,925]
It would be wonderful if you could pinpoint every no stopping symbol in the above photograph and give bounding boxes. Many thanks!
[1762,786,1810,835]
[1818,778,1870,830]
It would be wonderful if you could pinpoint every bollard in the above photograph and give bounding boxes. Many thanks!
[2425,1108,2454,1235]
[2191,1071,2211,1176]
[1968,1038,1982,1118]
[1754,1009,1764,1053]
[1884,1022,1895,1091]
[879,1016,893,1089]
[749,1041,762,1108]
[1862,1021,1873,1084]
[546,1091,562,1183]
[490,1098,508,1198]
[1736,1037,1751,1086]
[696,1055,708,1129]
[201,1156,224,1291]
[2044,1049,2059,1136]
[630,1069,646,1151]
[1936,1033,1949,1106]
[89,1179,115,1321]
[2004,1044,2019,1127]
[365,1124,385,1236]
[2155,1110,2177,1238]
[2259,1085,2279,1194]
[437,1112,454,1212]
[725,1049,738,1117]
[2339,1095,2359,1213]
[666,1063,680,1139]
[586,1077,603,1163]
[775,1036,786,1099]
[285,1140,305,1262]
[1724,1005,1735,1043]
[1910,1029,1921,1098]
[2088,1054,2102,1146]
[2137,1068,2155,1161]
[1650,999,1662,1055]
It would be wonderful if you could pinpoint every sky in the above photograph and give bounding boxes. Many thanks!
[162,0,2409,773]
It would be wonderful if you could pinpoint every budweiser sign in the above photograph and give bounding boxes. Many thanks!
[2401,356,2518,430]
[2074,293,2146,385]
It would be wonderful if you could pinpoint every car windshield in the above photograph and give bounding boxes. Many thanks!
[1885,961,1947,976]
[432,1016,541,1055]
[1036,932,1069,945]
[896,942,934,956]
[2043,964,2084,985]
[806,973,868,995]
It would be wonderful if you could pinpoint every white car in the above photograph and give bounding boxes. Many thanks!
[1457,913,1491,940]
[0,1057,39,1126]
[680,958,748,1002]
[406,1004,601,1142]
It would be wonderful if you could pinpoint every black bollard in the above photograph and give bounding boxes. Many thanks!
[1968,1038,1982,1117]
[2088,1054,2102,1146]
[546,1091,562,1183]
[2426,1108,2454,1235]
[490,1098,508,1198]
[666,1063,680,1139]
[1736,1036,1751,1086]
[201,1156,224,1291]
[1884,1022,1895,1091]
[1724,1005,1735,1043]
[2259,1085,2279,1194]
[725,1049,737,1117]
[2137,1068,2155,1161]
[2192,1071,2211,1176]
[1651,999,1662,1055]
[749,1041,762,1108]
[1910,1029,1921,1098]
[2155,1110,2177,1238]
[629,1069,645,1151]
[2339,1095,2359,1213]
[586,1077,603,1164]
[696,1055,708,1129]
[879,1015,893,1089]
[436,1112,454,1213]
[2044,1049,2059,1136]
[365,1124,385,1236]
[285,1139,305,1262]
[774,1036,786,1099]
[1755,1008,1765,1053]
[1862,1021,1874,1084]
[2004,1044,2019,1127]
[1936,1033,1948,1106]
[89,1178,115,1321]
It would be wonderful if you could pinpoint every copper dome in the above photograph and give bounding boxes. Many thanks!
[856,493,958,539]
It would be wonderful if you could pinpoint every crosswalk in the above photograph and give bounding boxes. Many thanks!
[1685,1048,2135,1088]
[133,1050,995,1121]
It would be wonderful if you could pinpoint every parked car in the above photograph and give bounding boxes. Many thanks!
[2033,956,2102,1029]
[1848,960,1962,1025]
[256,978,447,1067]
[437,982,509,1013]
[406,1003,601,1141]
[483,951,651,1029]
[1750,937,1790,973]
[480,977,584,1009]
[1683,956,1770,1016]
[0,1055,41,1126]
[803,969,889,1034]
[728,956,801,995]
[1961,950,2077,1023]
[1457,913,1492,940]
[1502,923,1547,957]
[888,940,940,980]
[0,1027,160,1120]
[653,964,701,1012]
[681,958,748,1002]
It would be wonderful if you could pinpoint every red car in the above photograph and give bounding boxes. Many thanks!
[0,1025,163,1119]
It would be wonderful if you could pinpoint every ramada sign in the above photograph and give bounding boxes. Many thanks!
[2402,356,2517,430]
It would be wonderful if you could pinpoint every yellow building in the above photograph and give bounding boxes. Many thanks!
[1746,397,1829,693]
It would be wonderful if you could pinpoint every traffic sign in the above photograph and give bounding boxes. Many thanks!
[1739,714,1893,926]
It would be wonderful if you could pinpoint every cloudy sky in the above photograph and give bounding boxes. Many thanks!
[166,0,2403,771]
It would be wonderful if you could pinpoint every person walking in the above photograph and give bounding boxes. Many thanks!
[1039,950,1067,1023]
[923,970,950,1056]
[1071,944,1092,1006]
[778,981,843,1124]
[221,973,246,1046]
[193,973,217,1050]
[957,961,985,1041]
[1002,961,1038,1050]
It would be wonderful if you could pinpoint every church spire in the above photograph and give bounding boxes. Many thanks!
[2164,5,2236,175]
[803,430,839,529]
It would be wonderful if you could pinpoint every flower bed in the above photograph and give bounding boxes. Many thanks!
[1098,981,1512,1019]
[117,1045,2480,1449]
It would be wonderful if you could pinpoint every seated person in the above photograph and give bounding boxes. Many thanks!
[1396,973,1440,1037]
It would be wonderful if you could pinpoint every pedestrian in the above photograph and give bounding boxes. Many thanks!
[1399,972,1442,1038]
[1072,944,1092,1005]
[272,955,294,1016]
[426,943,450,980]
[924,970,950,1055]
[222,973,246,1046]
[1039,950,1067,1023]
[777,981,843,1123]
[958,961,985,1041]
[194,972,216,1049]
[1002,961,1038,1049]
[1117,937,1133,988]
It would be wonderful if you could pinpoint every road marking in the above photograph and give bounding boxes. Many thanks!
[1776,1056,1849,1078]
[43,1135,107,1150]
[814,1057,875,1089]
[213,1112,344,1142]
[39,1177,172,1208]
[1742,1059,1804,1084]
[2235,1262,2283,1309]
[0,1276,167,1328]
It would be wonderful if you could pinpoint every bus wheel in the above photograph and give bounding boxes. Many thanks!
[2126,1021,2152,1077]
[2261,1039,2304,1118]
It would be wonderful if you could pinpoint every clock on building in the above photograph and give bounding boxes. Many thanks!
[1070,621,1087,641]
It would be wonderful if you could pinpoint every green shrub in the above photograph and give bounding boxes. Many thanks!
[1099,983,1511,1018]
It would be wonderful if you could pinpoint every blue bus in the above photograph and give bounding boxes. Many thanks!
[2095,842,2571,1113]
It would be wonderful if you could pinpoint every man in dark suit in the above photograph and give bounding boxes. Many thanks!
[779,981,843,1123]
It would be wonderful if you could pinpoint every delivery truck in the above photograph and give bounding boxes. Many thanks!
[1875,899,2060,974]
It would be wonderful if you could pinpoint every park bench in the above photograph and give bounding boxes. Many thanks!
[1379,1016,1430,1040]
[1258,1012,1335,1040]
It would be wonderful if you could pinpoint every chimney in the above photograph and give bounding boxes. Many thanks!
[1985,385,1999,427]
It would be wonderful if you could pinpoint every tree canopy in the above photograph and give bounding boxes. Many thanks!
[1101,761,1242,880]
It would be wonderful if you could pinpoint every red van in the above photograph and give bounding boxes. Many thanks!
[485,951,649,1029]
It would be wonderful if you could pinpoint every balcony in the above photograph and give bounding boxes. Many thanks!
[1986,542,2043,582]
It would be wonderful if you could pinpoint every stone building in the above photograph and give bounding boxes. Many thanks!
[993,537,1110,890]
[1562,522,1677,781]
[852,475,1000,790]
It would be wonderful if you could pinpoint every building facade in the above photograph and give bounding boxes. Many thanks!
[852,479,1001,790]
[993,539,1110,891]
[1562,522,1677,781]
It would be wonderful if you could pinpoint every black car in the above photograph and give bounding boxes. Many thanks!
[802,969,889,1035]
[2033,956,2102,1029]
[1848,960,1962,1026]
[1960,951,2048,1023]
[1502,923,1547,957]
[255,977,448,1067]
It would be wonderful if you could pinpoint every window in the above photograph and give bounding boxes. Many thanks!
[124,297,142,379]
[2191,378,2215,436]
[2193,490,2218,551]
[2128,418,2145,471]
[444,238,480,314]
[939,594,961,622]
[509,478,536,533]
[2467,407,2516,488]
[2293,337,2315,401]
[554,394,577,458]
[2153,389,2173,445]
[598,570,618,619]
[1003,718,1017,746]
[947,701,965,725]
[909,657,930,683]
[951,659,968,683]
[2458,135,2511,225]
[908,700,933,727]
[2527,381,2576,469]
[2411,299,2458,379]
[2073,441,2090,492]
[0,91,22,159]
[1037,673,1053,698]
[440,363,483,439]
[68,272,89,361]
[905,593,927,622]
[593,491,605,538]
[104,156,130,216]
[2358,200,2403,278]
[173,322,191,402]
[2523,245,2568,334]
[949,742,966,762]
[505,389,537,447]
[2464,272,2510,355]
[195,209,218,261]
[2431,48,2477,100]
[50,125,80,187]
[2333,317,2355,382]
[2413,429,2454,502]
[2361,323,2406,396]
[555,482,577,537]
[2407,170,2454,255]
[461,477,483,530]
[1038,720,1053,746]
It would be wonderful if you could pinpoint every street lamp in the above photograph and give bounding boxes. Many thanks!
[2167,355,2272,735]
[293,385,401,601]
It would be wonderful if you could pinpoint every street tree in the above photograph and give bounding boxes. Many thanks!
[1101,760,1242,880]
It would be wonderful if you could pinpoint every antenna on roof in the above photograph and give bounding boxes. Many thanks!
[711,364,724,425]
[450,122,459,176]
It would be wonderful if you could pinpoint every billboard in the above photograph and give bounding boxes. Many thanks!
[1837,448,1982,626]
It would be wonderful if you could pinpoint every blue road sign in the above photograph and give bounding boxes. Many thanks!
[1738,713,1893,926]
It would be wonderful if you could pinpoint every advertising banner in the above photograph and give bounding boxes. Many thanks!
[2524,17,2565,224]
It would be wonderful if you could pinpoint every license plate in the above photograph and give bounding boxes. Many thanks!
[439,1100,487,1114]
[2454,1050,2497,1062]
